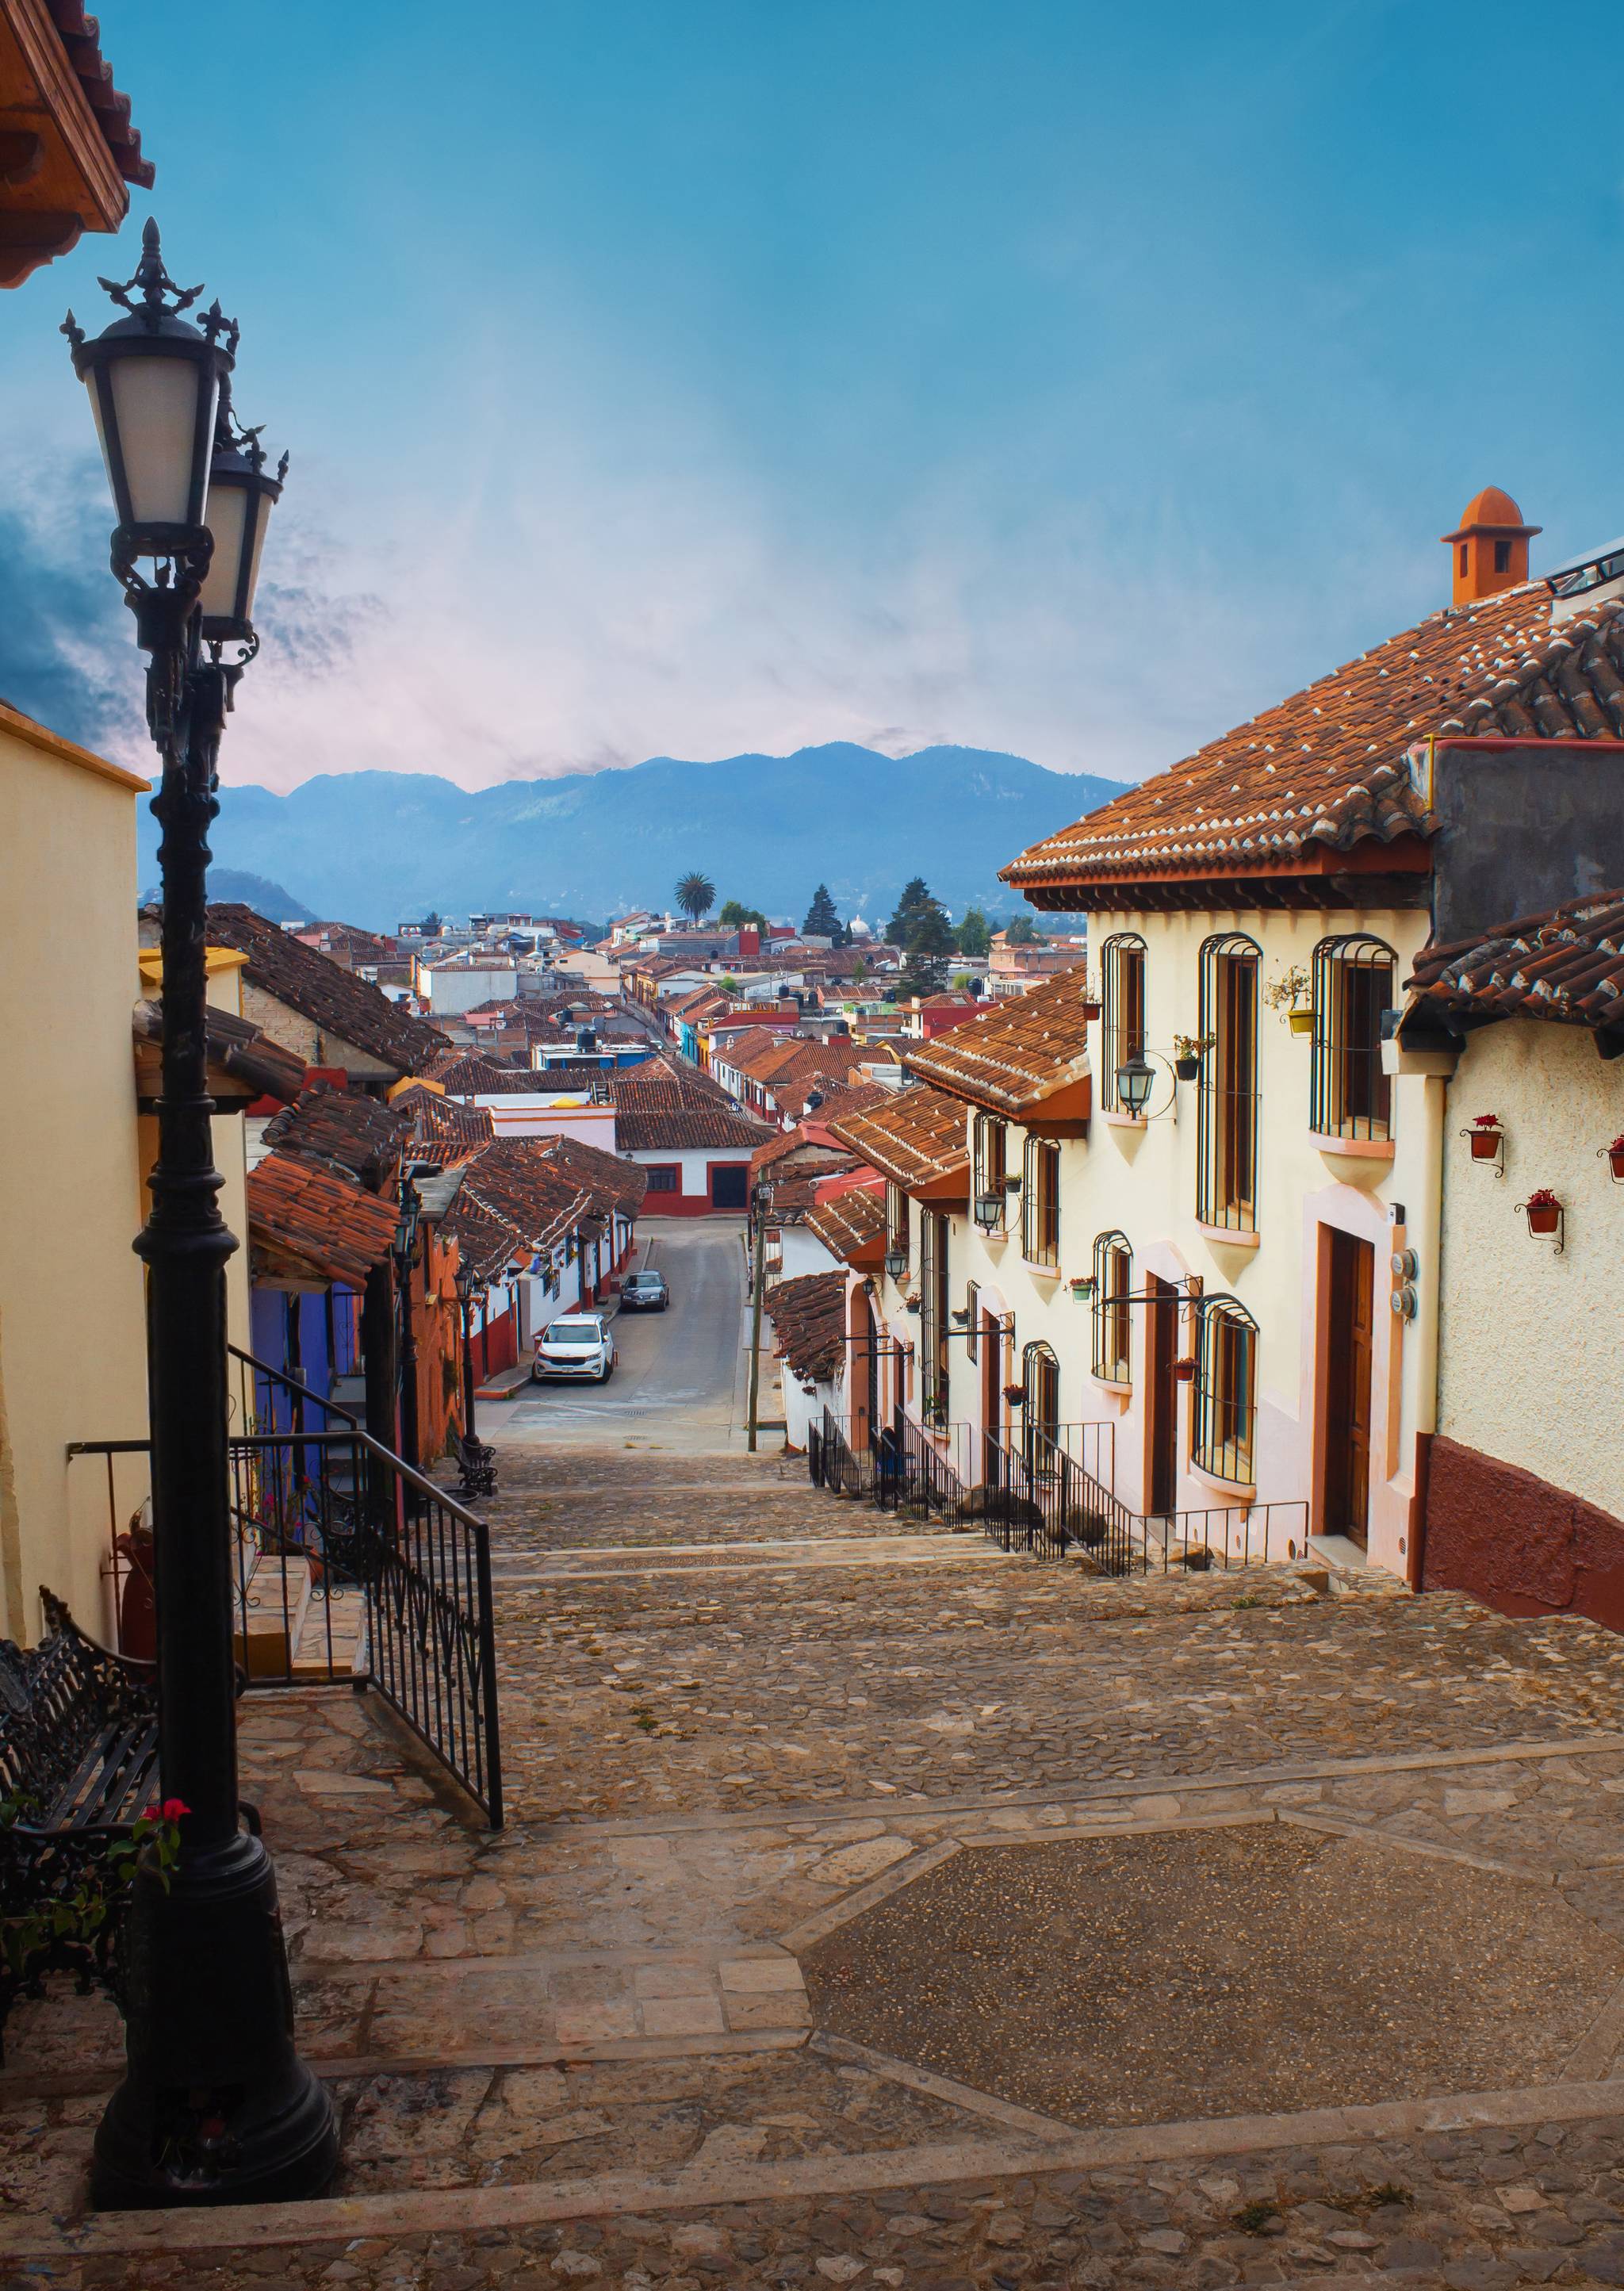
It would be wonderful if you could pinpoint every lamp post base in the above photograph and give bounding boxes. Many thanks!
[90,1833,339,2209]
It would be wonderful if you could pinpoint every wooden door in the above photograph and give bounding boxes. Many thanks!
[1144,1274,1178,1515]
[1323,1228,1374,1546]
[981,1309,1003,1481]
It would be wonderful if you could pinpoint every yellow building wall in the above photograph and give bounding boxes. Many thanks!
[0,710,151,1645]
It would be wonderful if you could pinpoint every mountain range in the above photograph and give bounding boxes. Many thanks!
[146,745,1127,933]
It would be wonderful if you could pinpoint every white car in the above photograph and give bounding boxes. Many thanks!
[531,1313,616,1383]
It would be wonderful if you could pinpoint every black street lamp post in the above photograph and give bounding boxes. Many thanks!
[455,1259,478,1441]
[394,1174,423,1474]
[65,221,336,2207]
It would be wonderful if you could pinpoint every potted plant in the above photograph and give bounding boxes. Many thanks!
[1519,1187,1563,1237]
[1002,1382,1027,1407]
[1603,1136,1624,1183]
[1263,964,1313,1034]
[1171,1033,1212,1082]
[903,1291,922,1313]
[1069,1274,1096,1299]
[1173,1356,1197,1382]
[1466,1113,1503,1163]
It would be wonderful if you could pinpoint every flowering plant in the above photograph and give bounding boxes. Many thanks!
[1522,1187,1561,1210]
[1610,1136,1624,1155]
[1472,1113,1502,1130]
[1171,1032,1213,1061]
[1,1796,186,2044]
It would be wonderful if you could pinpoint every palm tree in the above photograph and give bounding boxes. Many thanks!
[674,871,716,925]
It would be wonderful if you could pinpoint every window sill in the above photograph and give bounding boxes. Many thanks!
[1091,1373,1132,1395]
[1188,1458,1257,1503]
[1197,1221,1260,1250]
[1024,1260,1062,1280]
[1102,1109,1147,1129]
[1308,1131,1395,1160]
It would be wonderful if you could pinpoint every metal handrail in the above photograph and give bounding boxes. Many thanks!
[229,1340,366,1430]
[72,1431,487,1535]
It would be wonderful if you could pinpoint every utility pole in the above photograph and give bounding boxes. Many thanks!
[745,1179,772,1453]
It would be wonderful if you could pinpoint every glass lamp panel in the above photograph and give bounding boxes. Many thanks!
[83,374,118,515]
[237,492,274,620]
[198,479,250,620]
[109,356,216,527]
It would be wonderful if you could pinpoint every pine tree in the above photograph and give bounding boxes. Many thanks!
[802,883,842,939]
[956,907,991,959]
[886,877,934,945]
[1004,911,1042,946]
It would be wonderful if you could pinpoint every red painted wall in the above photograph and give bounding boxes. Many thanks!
[1422,1435,1624,1632]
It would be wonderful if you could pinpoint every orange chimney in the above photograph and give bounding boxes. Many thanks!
[1440,487,1541,605]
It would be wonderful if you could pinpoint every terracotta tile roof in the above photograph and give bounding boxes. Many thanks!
[750,1130,854,1179]
[902,966,1091,1116]
[805,1182,886,1266]
[132,998,304,1106]
[247,1151,400,1289]
[767,1270,846,1384]
[826,1083,970,1190]
[260,1084,408,1190]
[443,1140,590,1282]
[810,1077,891,1121]
[1406,889,1624,1034]
[423,1052,556,1095]
[206,903,447,1075]
[52,2,154,187]
[389,1086,496,1153]
[536,1132,649,1222]
[1003,592,1624,899]
[618,1103,778,1154]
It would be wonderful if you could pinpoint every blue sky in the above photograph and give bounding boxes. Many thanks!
[5,0,1622,791]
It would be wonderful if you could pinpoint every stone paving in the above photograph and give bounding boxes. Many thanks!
[10,1440,1624,2287]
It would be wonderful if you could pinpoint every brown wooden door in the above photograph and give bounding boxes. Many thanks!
[982,1309,1002,1481]
[1323,1228,1374,1546]
[1144,1274,1178,1515]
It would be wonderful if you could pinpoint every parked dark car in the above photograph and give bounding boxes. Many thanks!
[620,1270,669,1312]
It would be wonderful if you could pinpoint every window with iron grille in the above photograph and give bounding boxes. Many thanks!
[1022,1339,1060,1467]
[965,1279,979,1362]
[1196,933,1260,1232]
[1193,1294,1258,1484]
[920,1210,950,1416]
[645,1165,680,1192]
[1090,1229,1132,1382]
[885,1178,909,1265]
[1100,933,1147,1112]
[972,1113,1008,1228]
[1310,935,1396,1141]
[1021,1135,1060,1266]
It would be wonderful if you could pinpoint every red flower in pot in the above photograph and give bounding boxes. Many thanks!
[1603,1136,1624,1183]
[1468,1113,1503,1163]
[1001,1383,1027,1407]
[1173,1357,1197,1383]
[1518,1187,1562,1236]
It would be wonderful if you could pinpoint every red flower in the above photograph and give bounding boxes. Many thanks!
[161,1799,190,1822]
[1472,1113,1501,1129]
[140,1802,159,1822]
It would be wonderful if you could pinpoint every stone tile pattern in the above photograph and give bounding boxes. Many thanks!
[21,2117,1624,2286]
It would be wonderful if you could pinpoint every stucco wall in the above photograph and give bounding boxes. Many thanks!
[0,716,151,1644]
[901,899,1440,1576]
[1435,1018,1624,1519]
[239,982,392,1081]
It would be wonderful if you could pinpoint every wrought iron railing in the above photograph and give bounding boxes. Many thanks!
[69,1360,503,1828]
[874,1413,972,1525]
[981,1428,1305,1577]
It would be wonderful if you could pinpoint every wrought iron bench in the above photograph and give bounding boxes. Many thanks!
[455,1435,498,1502]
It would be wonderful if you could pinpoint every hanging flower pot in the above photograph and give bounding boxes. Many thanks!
[1069,1275,1096,1300]
[1002,1382,1027,1407]
[1603,1136,1624,1183]
[1466,1114,1503,1163]
[1288,1008,1315,1037]
[1518,1188,1563,1240]
[1174,1055,1201,1082]
[1080,998,1102,1022]
[1173,1356,1197,1383]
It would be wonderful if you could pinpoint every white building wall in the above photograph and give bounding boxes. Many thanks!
[423,967,519,1015]
[933,900,1440,1578]
[1435,1018,1624,1519]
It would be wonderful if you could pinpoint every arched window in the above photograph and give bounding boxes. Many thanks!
[1100,933,1147,1113]
[1193,1294,1259,1484]
[1310,935,1396,1142]
[1022,1339,1060,1464]
[920,1209,950,1418]
[1197,933,1261,1232]
[1021,1133,1061,1267]
[1090,1230,1132,1382]
[972,1113,1009,1230]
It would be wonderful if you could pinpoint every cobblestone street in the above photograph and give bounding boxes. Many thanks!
[10,1436,1624,2288]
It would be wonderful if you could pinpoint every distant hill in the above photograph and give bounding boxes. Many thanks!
[142,868,315,923]
[152,745,1127,933]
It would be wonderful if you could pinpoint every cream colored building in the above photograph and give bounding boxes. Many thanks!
[0,703,152,1644]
